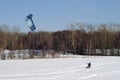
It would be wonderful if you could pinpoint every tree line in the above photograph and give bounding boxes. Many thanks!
[0,23,120,56]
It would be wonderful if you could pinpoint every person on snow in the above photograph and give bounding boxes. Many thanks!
[86,62,91,69]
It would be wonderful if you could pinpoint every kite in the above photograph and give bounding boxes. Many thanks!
[25,14,36,31]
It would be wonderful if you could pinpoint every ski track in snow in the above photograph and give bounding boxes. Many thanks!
[0,64,85,77]
[78,70,120,80]
[0,57,120,80]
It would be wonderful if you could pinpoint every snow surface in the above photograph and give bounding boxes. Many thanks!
[0,56,120,80]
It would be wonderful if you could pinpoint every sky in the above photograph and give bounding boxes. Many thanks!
[0,0,120,32]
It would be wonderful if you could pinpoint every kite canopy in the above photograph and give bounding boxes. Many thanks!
[25,14,36,31]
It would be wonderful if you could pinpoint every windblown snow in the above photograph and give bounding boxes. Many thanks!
[0,56,120,80]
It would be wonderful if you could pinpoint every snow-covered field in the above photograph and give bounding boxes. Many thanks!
[0,56,120,80]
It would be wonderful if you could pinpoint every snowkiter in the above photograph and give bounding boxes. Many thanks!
[86,62,91,69]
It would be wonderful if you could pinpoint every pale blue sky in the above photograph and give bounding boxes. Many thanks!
[0,0,120,32]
